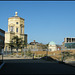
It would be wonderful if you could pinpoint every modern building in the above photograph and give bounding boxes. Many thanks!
[0,29,5,52]
[62,37,75,49]
[4,12,27,51]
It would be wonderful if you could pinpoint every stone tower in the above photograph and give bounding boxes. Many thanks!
[5,12,27,51]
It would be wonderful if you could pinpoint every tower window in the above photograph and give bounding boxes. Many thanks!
[21,27,22,33]
[16,28,18,32]
[16,22,18,24]
[10,26,14,32]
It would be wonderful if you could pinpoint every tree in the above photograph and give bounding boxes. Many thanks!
[39,43,48,49]
[9,36,25,56]
[9,40,14,55]
[61,51,72,62]
[20,40,26,56]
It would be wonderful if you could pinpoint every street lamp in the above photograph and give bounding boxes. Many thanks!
[46,46,48,56]
[61,50,63,62]
[5,46,7,55]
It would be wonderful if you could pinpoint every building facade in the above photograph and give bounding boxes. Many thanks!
[5,12,27,51]
[62,37,75,50]
[27,40,40,50]
[27,40,47,51]
[0,29,5,52]
[48,41,61,51]
[48,41,57,51]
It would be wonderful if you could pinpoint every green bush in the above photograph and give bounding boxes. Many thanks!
[21,52,24,56]
[61,51,72,61]
[25,49,33,57]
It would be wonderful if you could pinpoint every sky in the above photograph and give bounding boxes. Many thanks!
[0,1,75,45]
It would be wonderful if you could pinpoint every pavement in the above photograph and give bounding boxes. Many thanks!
[0,59,75,74]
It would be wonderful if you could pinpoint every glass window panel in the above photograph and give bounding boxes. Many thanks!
[16,28,18,32]
[65,43,75,48]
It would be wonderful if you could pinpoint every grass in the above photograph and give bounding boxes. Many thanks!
[31,50,75,61]
[4,50,75,61]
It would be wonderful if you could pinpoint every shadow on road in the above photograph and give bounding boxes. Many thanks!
[0,56,75,74]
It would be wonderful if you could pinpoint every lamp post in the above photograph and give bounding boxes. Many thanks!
[61,50,64,62]
[6,46,7,56]
[24,48,25,58]
[33,53,34,59]
[46,49,48,56]
[46,46,48,56]
[21,47,22,56]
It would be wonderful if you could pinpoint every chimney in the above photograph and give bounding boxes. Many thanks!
[34,40,35,42]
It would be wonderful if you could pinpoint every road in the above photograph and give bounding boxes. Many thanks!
[0,59,75,74]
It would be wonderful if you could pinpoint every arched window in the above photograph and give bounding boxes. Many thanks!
[16,28,18,32]
[10,26,14,32]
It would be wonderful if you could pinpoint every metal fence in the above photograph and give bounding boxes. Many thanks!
[1,48,75,62]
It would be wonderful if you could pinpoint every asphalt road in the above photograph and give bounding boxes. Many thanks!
[0,59,75,74]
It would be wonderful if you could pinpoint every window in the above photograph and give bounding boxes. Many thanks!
[21,26,22,33]
[16,28,18,32]
[10,26,14,32]
[16,22,18,24]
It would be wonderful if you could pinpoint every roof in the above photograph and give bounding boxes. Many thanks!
[8,16,24,20]
[8,12,24,20]
[49,41,56,45]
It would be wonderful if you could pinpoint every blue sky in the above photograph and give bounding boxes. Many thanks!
[0,1,75,45]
